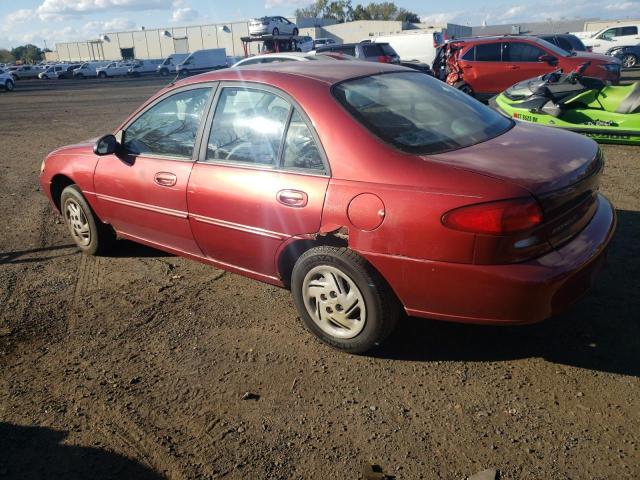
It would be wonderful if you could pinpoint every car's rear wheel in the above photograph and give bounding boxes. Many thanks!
[76,73,85,79]
[272,27,279,36]
[621,53,637,68]
[291,246,399,353]
[4,79,14,91]
[61,185,114,255]
[98,71,107,78]
[454,81,474,96]
[41,74,49,80]
[160,68,169,76]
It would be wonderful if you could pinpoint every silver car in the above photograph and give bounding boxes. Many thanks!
[249,16,298,36]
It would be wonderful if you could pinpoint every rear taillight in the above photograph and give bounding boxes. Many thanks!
[377,55,392,63]
[442,198,543,235]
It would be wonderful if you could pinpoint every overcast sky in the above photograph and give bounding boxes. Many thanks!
[1,0,639,50]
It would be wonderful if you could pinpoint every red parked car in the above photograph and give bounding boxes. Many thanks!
[435,35,622,100]
[39,62,616,353]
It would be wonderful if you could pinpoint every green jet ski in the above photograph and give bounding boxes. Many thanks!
[491,62,640,145]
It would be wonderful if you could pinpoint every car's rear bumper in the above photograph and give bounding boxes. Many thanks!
[362,193,616,325]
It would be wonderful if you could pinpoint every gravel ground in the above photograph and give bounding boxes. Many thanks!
[0,74,638,480]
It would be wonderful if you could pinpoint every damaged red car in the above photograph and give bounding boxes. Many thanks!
[434,35,622,101]
[39,62,616,353]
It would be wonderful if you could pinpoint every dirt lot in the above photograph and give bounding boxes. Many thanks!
[0,74,638,480]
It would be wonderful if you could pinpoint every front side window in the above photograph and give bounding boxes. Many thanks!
[333,72,512,155]
[601,28,617,40]
[123,88,211,158]
[504,42,546,62]
[206,88,291,167]
[461,46,475,61]
[474,43,502,61]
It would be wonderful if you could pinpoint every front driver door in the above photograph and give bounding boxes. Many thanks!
[187,84,330,281]
[94,84,215,255]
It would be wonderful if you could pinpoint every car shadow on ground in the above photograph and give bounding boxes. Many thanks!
[105,239,173,258]
[0,244,77,265]
[375,209,640,378]
[0,423,164,480]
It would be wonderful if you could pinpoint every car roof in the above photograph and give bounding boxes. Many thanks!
[178,60,407,86]
[452,35,542,44]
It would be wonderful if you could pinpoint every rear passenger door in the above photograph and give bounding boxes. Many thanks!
[458,42,506,94]
[187,84,330,280]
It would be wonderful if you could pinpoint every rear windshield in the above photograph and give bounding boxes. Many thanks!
[333,72,513,155]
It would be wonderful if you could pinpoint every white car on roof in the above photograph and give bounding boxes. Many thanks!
[249,16,298,36]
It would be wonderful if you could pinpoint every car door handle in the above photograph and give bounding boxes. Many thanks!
[277,189,308,208]
[508,65,520,70]
[154,172,177,187]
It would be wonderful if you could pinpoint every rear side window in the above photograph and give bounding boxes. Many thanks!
[362,44,385,56]
[621,26,638,36]
[504,42,545,62]
[474,43,502,61]
[555,37,573,52]
[282,110,324,171]
[124,88,211,158]
[206,88,291,167]
[337,46,357,56]
[333,72,512,155]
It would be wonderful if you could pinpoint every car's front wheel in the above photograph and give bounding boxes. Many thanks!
[272,27,279,36]
[291,246,399,353]
[4,79,14,91]
[292,28,299,36]
[98,71,107,78]
[621,53,638,68]
[60,185,114,255]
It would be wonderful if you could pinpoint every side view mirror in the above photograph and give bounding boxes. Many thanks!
[539,54,557,65]
[93,134,119,156]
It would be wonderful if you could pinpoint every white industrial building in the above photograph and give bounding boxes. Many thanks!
[49,19,470,62]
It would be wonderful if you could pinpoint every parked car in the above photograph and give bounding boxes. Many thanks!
[157,53,190,76]
[313,38,336,49]
[249,16,298,36]
[232,52,351,67]
[579,24,640,54]
[372,31,442,65]
[73,62,109,79]
[11,65,42,80]
[58,64,81,79]
[537,34,589,53]
[607,45,640,68]
[96,62,134,78]
[38,64,70,79]
[316,41,400,63]
[128,59,163,77]
[0,68,15,91]
[176,49,227,76]
[39,62,615,353]
[435,35,621,100]
[297,36,314,52]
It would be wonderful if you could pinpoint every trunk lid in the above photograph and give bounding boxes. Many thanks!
[428,122,603,248]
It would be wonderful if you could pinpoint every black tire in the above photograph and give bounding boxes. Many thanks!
[291,246,400,353]
[179,68,189,76]
[76,73,85,79]
[60,185,115,255]
[11,74,18,81]
[453,81,474,96]
[41,74,49,80]
[621,53,637,69]
[292,28,299,36]
[272,27,279,36]
[4,79,14,91]
[98,71,107,78]
[160,68,169,76]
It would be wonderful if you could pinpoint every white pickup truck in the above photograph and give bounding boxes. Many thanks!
[575,24,640,54]
[96,62,133,78]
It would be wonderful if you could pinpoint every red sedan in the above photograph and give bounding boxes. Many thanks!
[39,62,616,353]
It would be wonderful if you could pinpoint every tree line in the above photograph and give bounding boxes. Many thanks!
[0,44,50,64]
[295,0,421,24]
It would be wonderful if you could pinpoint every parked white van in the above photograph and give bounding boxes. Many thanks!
[128,59,163,76]
[73,62,109,79]
[176,49,227,76]
[577,24,640,54]
[157,53,190,76]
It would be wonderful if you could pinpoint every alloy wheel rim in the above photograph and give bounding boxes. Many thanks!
[623,54,636,68]
[64,199,91,246]
[302,265,367,339]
